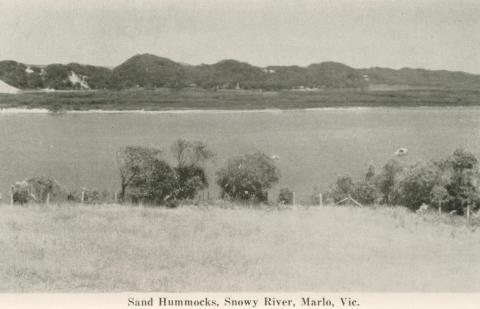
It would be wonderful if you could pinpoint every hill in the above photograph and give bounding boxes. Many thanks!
[359,67,480,89]
[0,60,112,90]
[1,54,480,91]
[111,53,185,89]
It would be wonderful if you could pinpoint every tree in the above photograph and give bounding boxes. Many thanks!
[430,185,449,214]
[278,188,294,205]
[393,162,441,211]
[216,152,280,203]
[170,139,214,200]
[329,175,354,202]
[171,139,214,167]
[442,149,480,214]
[115,146,162,202]
[375,159,404,204]
[174,165,208,200]
[351,181,377,205]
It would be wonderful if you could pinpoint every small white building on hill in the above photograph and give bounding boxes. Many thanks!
[0,80,20,94]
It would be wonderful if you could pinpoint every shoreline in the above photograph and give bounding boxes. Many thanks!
[1,105,479,115]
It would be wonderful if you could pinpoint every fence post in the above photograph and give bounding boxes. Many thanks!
[10,187,14,205]
[114,192,118,203]
[207,191,210,200]
[466,204,471,226]
[292,192,296,205]
[81,191,85,204]
[319,193,323,206]
[46,193,50,205]
[438,202,442,215]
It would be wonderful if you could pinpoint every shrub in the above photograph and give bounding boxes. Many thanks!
[351,181,377,205]
[374,159,404,204]
[116,146,177,205]
[170,139,214,200]
[128,159,177,205]
[328,175,354,202]
[216,152,280,203]
[116,146,162,202]
[278,188,294,205]
[393,162,440,211]
[174,165,208,200]
[12,176,65,204]
[442,148,480,214]
[430,185,449,213]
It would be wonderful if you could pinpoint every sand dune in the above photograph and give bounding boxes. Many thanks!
[0,80,19,94]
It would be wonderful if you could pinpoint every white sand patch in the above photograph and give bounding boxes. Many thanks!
[25,66,34,74]
[0,80,20,94]
[0,108,49,114]
[41,88,56,92]
[68,71,90,89]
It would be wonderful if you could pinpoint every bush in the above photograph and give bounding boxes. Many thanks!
[12,176,65,204]
[374,159,404,204]
[393,162,440,211]
[116,146,177,205]
[351,181,377,205]
[328,175,354,202]
[278,188,294,205]
[174,165,208,200]
[442,148,480,214]
[216,152,280,203]
[128,159,177,205]
[170,139,214,200]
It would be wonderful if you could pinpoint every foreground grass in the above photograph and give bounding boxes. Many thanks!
[0,203,478,292]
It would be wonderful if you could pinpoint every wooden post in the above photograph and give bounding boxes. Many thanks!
[319,193,323,206]
[10,187,14,205]
[466,204,471,226]
[46,193,50,205]
[207,191,210,200]
[292,192,296,205]
[438,202,442,215]
[114,192,118,203]
[81,191,85,204]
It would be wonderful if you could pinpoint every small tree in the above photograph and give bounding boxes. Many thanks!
[351,181,377,205]
[430,185,449,214]
[443,148,480,215]
[115,146,162,202]
[394,162,440,211]
[278,188,294,205]
[171,139,214,167]
[174,165,208,200]
[170,139,214,200]
[216,152,280,203]
[329,175,354,202]
[374,159,404,204]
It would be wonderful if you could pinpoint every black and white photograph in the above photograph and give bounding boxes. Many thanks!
[0,0,479,306]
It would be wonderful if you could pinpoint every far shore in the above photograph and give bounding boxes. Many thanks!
[2,105,480,115]
[1,87,480,113]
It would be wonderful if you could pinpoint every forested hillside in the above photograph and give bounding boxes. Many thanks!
[1,53,480,91]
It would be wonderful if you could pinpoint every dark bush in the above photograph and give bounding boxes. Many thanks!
[278,188,294,205]
[329,175,354,202]
[216,152,280,203]
[374,159,404,204]
[351,181,377,205]
[393,163,440,210]
[174,165,208,200]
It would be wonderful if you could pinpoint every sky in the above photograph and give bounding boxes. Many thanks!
[1,0,479,73]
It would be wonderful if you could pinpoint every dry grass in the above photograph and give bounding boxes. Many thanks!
[0,203,478,292]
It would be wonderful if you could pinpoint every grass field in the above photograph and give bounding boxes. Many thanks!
[1,88,480,111]
[0,203,478,292]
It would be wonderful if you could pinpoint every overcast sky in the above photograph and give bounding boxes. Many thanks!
[1,0,479,73]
